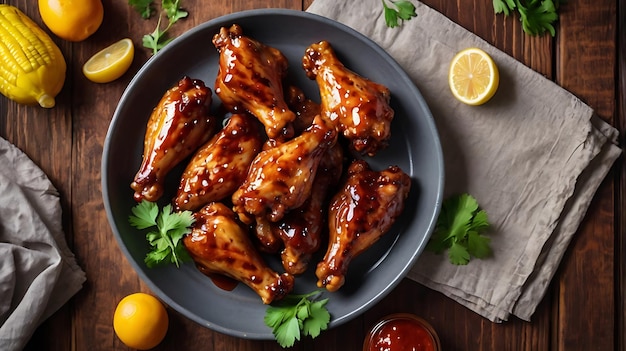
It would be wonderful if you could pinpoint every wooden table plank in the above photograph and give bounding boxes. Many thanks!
[0,0,616,350]
[423,0,553,77]
[554,1,617,350]
[619,2,626,350]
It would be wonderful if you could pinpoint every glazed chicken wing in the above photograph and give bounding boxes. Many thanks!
[316,160,411,292]
[173,113,263,212]
[232,114,337,224]
[302,40,394,156]
[274,142,344,275]
[131,76,217,202]
[183,202,294,304]
[251,142,343,266]
[213,24,295,139]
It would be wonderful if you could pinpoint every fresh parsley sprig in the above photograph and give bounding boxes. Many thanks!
[426,193,492,265]
[264,290,331,348]
[129,200,195,268]
[382,0,417,28]
[128,0,189,55]
[493,0,562,36]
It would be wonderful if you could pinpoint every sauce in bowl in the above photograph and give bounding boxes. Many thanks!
[363,313,441,351]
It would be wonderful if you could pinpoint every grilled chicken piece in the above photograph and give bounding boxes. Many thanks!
[131,76,217,202]
[213,24,295,140]
[251,142,344,270]
[302,40,394,156]
[249,86,321,252]
[173,113,263,212]
[284,85,321,135]
[275,143,344,275]
[316,160,411,292]
[183,202,294,304]
[232,115,337,224]
[248,138,297,254]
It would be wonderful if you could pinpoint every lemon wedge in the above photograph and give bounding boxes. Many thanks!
[448,47,499,106]
[83,38,134,83]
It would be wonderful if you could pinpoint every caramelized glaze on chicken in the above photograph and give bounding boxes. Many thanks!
[232,115,337,224]
[131,76,217,202]
[253,216,283,254]
[285,85,321,134]
[316,160,411,292]
[173,113,263,212]
[183,202,294,304]
[213,24,295,139]
[274,143,344,275]
[302,40,394,156]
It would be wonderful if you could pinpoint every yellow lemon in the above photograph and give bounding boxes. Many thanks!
[38,0,103,42]
[83,38,134,83]
[448,47,499,106]
[113,293,169,350]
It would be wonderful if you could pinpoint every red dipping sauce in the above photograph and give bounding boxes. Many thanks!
[363,314,441,351]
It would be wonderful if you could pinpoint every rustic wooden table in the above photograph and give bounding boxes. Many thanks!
[0,0,621,350]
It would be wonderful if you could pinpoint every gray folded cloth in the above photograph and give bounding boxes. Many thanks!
[307,0,621,322]
[0,137,86,351]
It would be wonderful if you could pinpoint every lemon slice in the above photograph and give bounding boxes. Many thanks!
[448,47,499,106]
[83,38,134,83]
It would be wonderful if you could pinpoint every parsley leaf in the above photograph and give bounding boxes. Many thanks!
[492,0,517,16]
[129,199,159,229]
[129,0,189,54]
[128,0,154,19]
[517,0,559,36]
[448,241,471,265]
[129,200,195,268]
[426,193,492,265]
[382,0,417,28]
[264,290,330,348]
[163,0,188,23]
[493,0,562,36]
[302,299,329,338]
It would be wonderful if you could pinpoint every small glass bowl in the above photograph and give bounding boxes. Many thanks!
[363,313,441,351]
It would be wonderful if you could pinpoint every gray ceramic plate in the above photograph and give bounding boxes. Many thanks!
[102,9,443,339]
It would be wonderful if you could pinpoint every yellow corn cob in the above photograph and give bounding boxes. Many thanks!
[0,5,66,108]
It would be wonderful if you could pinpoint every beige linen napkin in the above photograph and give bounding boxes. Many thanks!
[0,137,86,351]
[307,0,621,322]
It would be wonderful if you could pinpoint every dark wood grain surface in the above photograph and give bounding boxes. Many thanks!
[0,0,620,350]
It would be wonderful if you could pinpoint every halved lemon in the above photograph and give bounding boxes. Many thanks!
[448,47,499,106]
[83,38,134,83]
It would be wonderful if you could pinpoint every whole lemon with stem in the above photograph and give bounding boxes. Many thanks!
[38,0,103,42]
[113,293,169,350]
